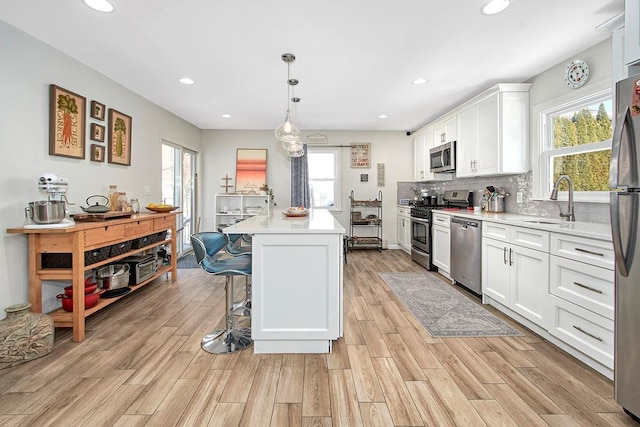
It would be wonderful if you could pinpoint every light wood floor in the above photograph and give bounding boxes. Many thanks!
[0,250,636,426]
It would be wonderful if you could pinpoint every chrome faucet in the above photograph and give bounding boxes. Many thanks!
[549,175,575,222]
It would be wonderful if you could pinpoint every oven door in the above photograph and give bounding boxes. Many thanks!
[411,216,430,253]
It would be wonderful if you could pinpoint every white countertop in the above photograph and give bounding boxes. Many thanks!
[432,209,612,241]
[223,208,346,235]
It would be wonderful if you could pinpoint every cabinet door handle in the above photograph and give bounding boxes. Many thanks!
[503,247,508,264]
[575,247,604,257]
[572,325,603,342]
[573,281,603,294]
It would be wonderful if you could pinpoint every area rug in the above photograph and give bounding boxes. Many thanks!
[177,253,199,269]
[379,272,523,337]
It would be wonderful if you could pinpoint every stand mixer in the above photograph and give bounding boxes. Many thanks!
[24,173,74,226]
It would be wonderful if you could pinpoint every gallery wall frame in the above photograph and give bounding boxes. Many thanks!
[90,144,105,162]
[235,148,267,194]
[49,84,86,159]
[107,108,132,166]
[90,100,105,121]
[90,123,105,142]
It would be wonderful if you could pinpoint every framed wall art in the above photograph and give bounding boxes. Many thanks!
[90,144,105,162]
[90,123,105,142]
[350,143,370,168]
[107,108,132,166]
[49,84,86,159]
[90,100,105,121]
[235,148,267,194]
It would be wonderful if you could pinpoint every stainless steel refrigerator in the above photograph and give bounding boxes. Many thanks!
[610,73,640,421]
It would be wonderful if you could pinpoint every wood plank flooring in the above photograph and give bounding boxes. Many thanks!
[0,249,637,426]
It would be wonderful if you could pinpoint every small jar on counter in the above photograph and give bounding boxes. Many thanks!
[130,198,140,213]
[107,185,118,211]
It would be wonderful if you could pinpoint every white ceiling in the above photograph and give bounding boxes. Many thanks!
[0,0,624,132]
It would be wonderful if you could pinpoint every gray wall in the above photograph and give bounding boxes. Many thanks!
[0,21,202,315]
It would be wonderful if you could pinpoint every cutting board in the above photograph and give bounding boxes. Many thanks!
[71,211,134,222]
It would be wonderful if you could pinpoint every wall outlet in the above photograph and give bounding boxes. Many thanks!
[516,192,523,203]
[144,185,151,196]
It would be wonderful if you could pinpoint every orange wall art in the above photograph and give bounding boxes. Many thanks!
[235,148,267,194]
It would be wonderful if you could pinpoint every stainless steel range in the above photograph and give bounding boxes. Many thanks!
[410,190,473,270]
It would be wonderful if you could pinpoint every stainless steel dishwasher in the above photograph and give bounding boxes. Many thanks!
[450,216,482,294]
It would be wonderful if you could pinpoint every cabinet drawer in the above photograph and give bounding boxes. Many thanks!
[550,256,614,320]
[483,222,509,242]
[431,212,450,228]
[550,234,614,270]
[83,224,125,247]
[124,219,153,238]
[397,207,411,217]
[511,227,549,252]
[153,215,175,231]
[549,295,613,369]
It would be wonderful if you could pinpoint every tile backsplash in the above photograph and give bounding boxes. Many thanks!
[398,171,610,224]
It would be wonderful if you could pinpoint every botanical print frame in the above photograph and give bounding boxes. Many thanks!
[90,144,105,162]
[49,84,86,159]
[235,148,267,194]
[350,143,371,168]
[90,100,105,121]
[107,108,132,166]
[90,123,105,142]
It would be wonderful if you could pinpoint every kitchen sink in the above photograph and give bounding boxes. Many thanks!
[522,220,564,225]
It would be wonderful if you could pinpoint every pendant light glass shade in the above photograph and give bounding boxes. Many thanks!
[275,109,300,141]
[275,53,304,157]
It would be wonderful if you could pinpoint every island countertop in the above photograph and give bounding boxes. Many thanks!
[223,208,345,235]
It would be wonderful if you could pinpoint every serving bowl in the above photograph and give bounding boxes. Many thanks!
[146,205,178,213]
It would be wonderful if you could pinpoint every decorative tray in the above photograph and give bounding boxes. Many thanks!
[283,210,309,217]
[145,206,179,213]
[71,211,134,222]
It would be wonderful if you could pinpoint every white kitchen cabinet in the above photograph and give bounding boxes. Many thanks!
[548,234,615,369]
[431,212,451,278]
[413,132,426,181]
[625,0,640,65]
[456,84,531,178]
[433,116,457,145]
[397,206,411,254]
[482,223,549,328]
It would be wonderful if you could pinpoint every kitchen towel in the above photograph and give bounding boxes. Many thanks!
[379,272,523,337]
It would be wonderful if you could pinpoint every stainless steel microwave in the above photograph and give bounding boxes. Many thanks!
[429,141,455,173]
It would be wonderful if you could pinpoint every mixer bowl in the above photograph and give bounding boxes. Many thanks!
[26,200,66,224]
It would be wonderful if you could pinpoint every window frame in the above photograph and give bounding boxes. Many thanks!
[307,146,342,212]
[532,82,613,203]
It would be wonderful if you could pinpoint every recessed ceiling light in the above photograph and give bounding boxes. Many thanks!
[412,78,429,85]
[179,77,195,85]
[379,114,389,119]
[83,0,114,13]
[221,114,231,119]
[482,0,510,15]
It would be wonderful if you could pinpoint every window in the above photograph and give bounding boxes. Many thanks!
[308,147,341,211]
[536,88,613,202]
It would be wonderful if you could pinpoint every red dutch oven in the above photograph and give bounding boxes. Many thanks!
[57,289,102,312]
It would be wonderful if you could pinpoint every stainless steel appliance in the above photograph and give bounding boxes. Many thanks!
[410,190,472,270]
[121,254,158,285]
[610,73,640,421]
[450,217,482,294]
[429,141,455,173]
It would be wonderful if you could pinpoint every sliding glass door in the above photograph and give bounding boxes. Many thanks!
[162,142,198,257]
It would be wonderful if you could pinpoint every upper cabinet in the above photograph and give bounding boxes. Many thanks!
[433,116,457,146]
[456,84,531,178]
[625,0,640,65]
[413,126,435,181]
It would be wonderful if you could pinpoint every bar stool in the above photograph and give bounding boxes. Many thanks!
[225,233,252,317]
[191,232,253,354]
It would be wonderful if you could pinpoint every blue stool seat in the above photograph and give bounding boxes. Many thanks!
[191,232,253,354]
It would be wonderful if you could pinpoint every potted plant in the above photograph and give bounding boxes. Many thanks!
[260,184,277,206]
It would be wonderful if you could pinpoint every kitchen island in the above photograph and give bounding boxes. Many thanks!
[223,208,345,353]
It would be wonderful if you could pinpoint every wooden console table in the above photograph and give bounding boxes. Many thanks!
[7,213,178,342]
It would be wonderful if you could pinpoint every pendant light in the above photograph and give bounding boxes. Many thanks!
[275,53,304,157]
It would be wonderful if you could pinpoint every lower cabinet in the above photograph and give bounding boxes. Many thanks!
[397,206,411,254]
[482,223,549,328]
[431,212,451,277]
